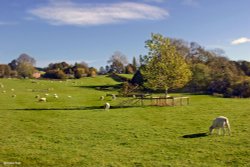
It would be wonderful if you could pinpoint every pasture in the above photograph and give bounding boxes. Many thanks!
[0,76,249,166]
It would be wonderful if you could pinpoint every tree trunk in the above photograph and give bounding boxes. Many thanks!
[165,88,168,98]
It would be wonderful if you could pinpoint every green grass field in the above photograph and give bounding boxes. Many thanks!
[0,76,249,166]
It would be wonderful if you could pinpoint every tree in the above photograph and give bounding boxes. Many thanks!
[125,64,136,74]
[187,63,211,92]
[43,70,66,79]
[17,53,36,66]
[99,66,106,75]
[107,51,128,73]
[74,69,84,79]
[206,56,241,94]
[15,53,36,78]
[47,62,70,71]
[170,38,190,59]
[88,67,97,77]
[141,33,192,96]
[131,70,144,86]
[0,64,11,77]
[105,65,110,73]
[236,60,250,76]
[8,60,18,71]
[132,56,138,70]
[75,61,89,74]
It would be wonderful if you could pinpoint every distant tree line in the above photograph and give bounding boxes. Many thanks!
[0,53,36,78]
[129,34,250,98]
[0,54,98,79]
[43,61,97,79]
[1,33,250,98]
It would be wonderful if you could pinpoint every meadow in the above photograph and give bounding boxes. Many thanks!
[0,76,249,166]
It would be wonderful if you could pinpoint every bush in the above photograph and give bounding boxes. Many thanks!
[233,80,250,98]
[223,87,234,98]
[131,70,144,86]
[74,69,83,79]
[208,76,235,95]
[43,70,66,79]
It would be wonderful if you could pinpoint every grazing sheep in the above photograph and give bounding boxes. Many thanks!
[104,102,110,110]
[100,96,104,100]
[209,116,231,135]
[112,94,116,100]
[68,95,72,98]
[45,93,49,96]
[39,97,47,102]
[54,94,58,98]
[11,88,15,91]
[2,90,6,93]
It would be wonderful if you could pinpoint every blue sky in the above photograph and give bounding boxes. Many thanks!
[0,0,250,68]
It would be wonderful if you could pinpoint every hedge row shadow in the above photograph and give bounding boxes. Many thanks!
[12,105,138,111]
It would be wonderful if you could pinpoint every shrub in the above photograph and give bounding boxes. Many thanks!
[43,70,66,79]
[74,69,83,79]
[233,80,250,98]
[223,87,234,98]
[131,70,144,86]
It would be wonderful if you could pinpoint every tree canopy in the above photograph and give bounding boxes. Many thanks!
[141,34,192,92]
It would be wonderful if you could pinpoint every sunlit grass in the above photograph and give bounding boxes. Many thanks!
[0,76,250,166]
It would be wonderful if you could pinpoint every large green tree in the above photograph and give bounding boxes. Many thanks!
[141,34,192,95]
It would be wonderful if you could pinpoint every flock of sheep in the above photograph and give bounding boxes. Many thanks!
[0,81,231,136]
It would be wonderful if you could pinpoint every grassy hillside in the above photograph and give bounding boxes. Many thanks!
[0,76,249,166]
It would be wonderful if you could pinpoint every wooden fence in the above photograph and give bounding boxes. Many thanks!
[137,96,190,106]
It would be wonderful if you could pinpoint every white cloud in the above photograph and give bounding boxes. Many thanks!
[28,1,168,26]
[231,37,250,45]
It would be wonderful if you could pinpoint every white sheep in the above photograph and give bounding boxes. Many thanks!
[39,97,47,102]
[209,116,231,135]
[54,94,58,98]
[11,88,15,91]
[100,96,104,100]
[104,102,110,110]
[68,95,72,98]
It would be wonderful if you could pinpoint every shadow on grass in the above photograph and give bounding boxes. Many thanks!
[182,132,208,138]
[76,83,123,91]
[11,105,138,111]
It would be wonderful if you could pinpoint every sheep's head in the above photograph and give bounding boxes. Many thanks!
[209,126,214,134]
